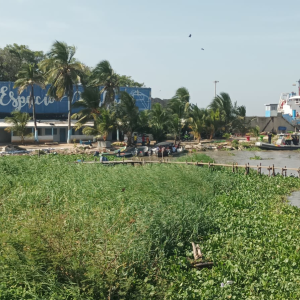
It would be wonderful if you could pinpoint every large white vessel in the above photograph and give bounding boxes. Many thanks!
[278,80,300,118]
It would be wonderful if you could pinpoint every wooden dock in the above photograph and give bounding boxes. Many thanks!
[81,159,300,177]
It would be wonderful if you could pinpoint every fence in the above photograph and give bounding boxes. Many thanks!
[82,159,300,177]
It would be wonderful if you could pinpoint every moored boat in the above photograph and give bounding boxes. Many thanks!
[255,133,300,150]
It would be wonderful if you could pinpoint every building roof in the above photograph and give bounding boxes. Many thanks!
[0,119,94,128]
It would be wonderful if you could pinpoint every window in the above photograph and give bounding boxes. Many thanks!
[72,128,83,135]
[53,128,57,135]
[265,106,270,111]
[45,128,52,135]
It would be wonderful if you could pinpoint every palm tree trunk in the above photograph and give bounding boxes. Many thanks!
[31,85,38,142]
[67,93,72,143]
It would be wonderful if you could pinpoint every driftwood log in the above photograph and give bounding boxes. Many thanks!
[191,242,214,269]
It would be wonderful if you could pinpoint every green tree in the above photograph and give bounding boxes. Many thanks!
[149,103,169,142]
[137,109,150,134]
[167,113,182,143]
[117,75,144,87]
[13,63,45,142]
[0,44,45,81]
[90,60,119,107]
[203,109,223,139]
[209,92,246,134]
[82,109,116,141]
[39,41,84,143]
[167,87,190,141]
[71,87,101,127]
[115,92,139,146]
[250,125,260,140]
[188,105,206,142]
[4,111,32,144]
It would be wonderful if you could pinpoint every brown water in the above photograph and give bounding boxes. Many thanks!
[288,192,300,208]
[206,150,300,176]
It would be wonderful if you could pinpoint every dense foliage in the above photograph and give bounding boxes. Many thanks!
[0,155,300,299]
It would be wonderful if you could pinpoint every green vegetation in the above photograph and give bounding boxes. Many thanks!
[231,139,239,149]
[176,153,214,163]
[13,63,45,141]
[250,155,262,160]
[1,155,300,299]
[4,111,32,144]
[223,133,231,139]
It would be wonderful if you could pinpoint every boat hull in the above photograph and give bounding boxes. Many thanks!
[255,142,300,150]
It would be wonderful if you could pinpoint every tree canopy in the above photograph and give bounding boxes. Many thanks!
[0,44,45,81]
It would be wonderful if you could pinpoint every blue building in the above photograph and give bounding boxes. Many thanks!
[0,81,151,143]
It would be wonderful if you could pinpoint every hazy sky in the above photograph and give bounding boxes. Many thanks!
[1,0,300,115]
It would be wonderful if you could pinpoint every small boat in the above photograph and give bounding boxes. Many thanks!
[255,133,300,150]
[155,142,174,157]
[134,146,149,156]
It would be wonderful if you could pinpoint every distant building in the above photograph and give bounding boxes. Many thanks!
[0,81,151,143]
[265,104,278,117]
[151,97,171,108]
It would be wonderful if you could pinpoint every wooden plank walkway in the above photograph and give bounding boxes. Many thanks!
[81,159,300,177]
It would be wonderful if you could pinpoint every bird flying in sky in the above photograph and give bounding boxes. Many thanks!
[189,34,191,37]
[201,48,204,50]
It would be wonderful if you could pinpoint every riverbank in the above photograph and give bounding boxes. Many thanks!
[1,154,300,298]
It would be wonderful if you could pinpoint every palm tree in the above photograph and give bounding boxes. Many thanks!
[188,105,206,142]
[90,60,119,107]
[209,92,246,134]
[71,87,101,127]
[5,111,32,144]
[168,87,190,118]
[203,109,223,139]
[209,92,234,131]
[13,63,44,142]
[137,109,150,134]
[82,109,116,141]
[149,103,169,142]
[115,92,139,146]
[173,87,190,103]
[39,41,84,143]
[167,113,182,143]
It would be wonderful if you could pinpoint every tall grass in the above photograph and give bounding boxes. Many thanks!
[0,155,300,299]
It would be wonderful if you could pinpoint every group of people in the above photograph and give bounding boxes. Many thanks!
[133,134,150,146]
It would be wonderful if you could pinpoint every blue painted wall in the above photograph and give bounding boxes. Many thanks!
[0,82,151,114]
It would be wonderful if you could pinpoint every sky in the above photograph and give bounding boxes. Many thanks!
[1,0,300,116]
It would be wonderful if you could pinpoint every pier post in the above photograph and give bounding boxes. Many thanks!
[272,164,275,177]
[285,166,287,177]
[232,162,235,173]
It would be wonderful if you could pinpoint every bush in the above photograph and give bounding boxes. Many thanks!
[222,133,231,139]
[231,139,239,148]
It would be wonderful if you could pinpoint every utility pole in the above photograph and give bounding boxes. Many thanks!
[213,81,219,97]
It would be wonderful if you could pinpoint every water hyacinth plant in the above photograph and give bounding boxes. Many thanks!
[0,155,300,299]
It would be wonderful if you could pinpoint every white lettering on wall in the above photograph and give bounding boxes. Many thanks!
[0,85,81,111]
